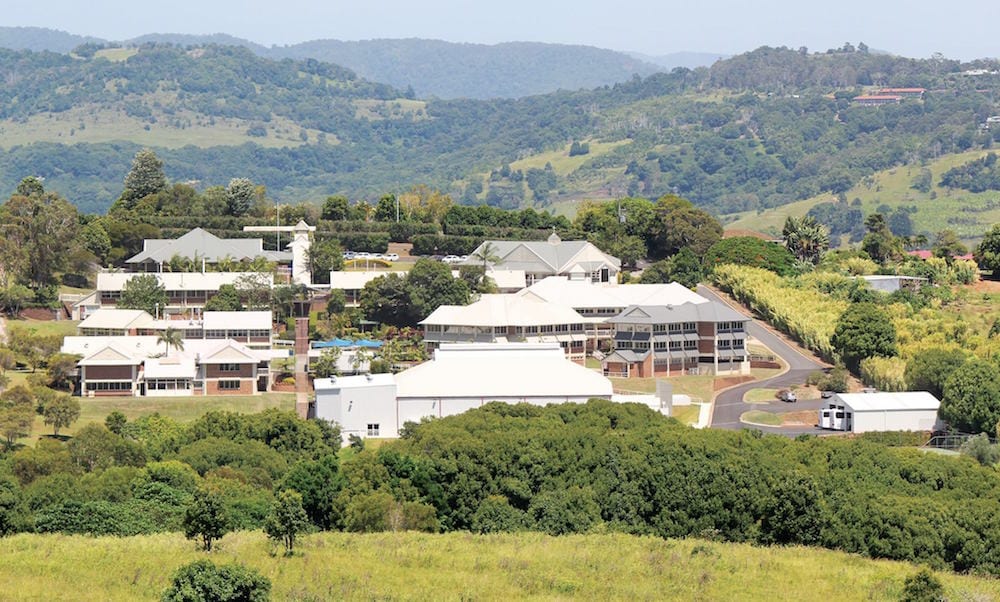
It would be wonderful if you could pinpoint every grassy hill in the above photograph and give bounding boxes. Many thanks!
[722,149,1000,242]
[1,531,997,600]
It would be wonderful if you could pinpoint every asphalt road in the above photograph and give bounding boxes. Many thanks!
[697,285,828,435]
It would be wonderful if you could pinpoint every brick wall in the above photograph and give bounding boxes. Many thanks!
[205,379,254,395]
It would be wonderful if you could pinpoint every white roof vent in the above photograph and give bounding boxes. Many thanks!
[547,231,561,245]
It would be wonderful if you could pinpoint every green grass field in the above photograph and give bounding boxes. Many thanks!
[5,319,79,338]
[722,150,997,241]
[743,388,780,403]
[0,531,995,601]
[670,404,701,424]
[741,410,783,426]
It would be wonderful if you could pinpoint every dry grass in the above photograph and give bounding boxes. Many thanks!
[0,531,996,601]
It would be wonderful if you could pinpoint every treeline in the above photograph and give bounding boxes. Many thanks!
[5,401,1000,575]
[0,409,343,537]
[940,152,1000,192]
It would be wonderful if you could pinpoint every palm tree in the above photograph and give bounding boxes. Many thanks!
[158,327,185,355]
[471,241,502,287]
[783,216,829,264]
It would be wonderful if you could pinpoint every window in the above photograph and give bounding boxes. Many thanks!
[733,339,745,349]
[540,325,554,333]
[668,341,682,350]
[718,340,731,349]
[668,323,682,333]
[218,380,241,391]
[219,363,241,372]
[525,326,538,334]
[682,322,697,333]
[425,324,442,333]
[494,326,506,335]
[653,324,666,333]
[85,381,131,391]
[683,340,698,350]
[367,424,380,437]
[654,341,667,350]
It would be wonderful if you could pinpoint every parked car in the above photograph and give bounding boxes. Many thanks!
[777,389,797,403]
[821,390,834,399]
[384,253,399,262]
[442,255,462,264]
[343,251,356,260]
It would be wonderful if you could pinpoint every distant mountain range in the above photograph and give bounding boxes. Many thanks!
[627,51,729,70]
[0,27,727,99]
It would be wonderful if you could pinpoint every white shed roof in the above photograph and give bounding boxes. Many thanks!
[328,271,397,290]
[834,391,941,412]
[315,374,396,391]
[79,309,155,330]
[63,335,164,357]
[144,356,196,379]
[96,272,268,292]
[202,311,272,331]
[520,276,708,309]
[421,294,584,328]
[394,343,612,399]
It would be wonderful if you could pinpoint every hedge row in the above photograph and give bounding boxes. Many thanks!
[410,235,481,256]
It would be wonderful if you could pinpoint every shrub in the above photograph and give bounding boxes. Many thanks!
[161,560,271,602]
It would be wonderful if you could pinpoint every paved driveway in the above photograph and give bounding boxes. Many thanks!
[697,285,828,435]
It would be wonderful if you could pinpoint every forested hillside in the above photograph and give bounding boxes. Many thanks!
[0,42,998,216]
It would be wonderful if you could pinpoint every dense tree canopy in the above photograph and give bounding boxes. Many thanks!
[940,360,1000,434]
[831,302,897,373]
[703,237,797,276]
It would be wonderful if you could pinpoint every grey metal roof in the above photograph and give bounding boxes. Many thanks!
[605,349,650,363]
[127,228,290,264]
[466,238,621,273]
[608,301,747,325]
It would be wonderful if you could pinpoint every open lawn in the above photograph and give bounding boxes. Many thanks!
[611,373,715,402]
[22,393,296,443]
[0,531,996,601]
[741,410,783,426]
[5,319,79,338]
[670,404,701,425]
[744,388,780,403]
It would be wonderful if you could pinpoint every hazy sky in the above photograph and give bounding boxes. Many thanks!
[5,0,999,60]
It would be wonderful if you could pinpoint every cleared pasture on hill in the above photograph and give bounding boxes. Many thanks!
[723,150,999,240]
[0,107,330,149]
[509,139,631,176]
[1,531,997,601]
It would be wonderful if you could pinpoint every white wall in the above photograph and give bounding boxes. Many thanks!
[316,385,611,444]
[315,381,398,441]
[851,409,939,434]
